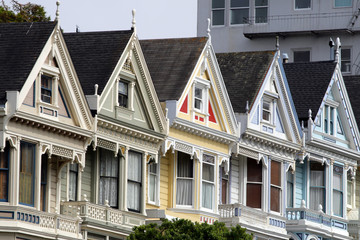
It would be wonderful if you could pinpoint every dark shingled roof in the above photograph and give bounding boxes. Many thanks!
[0,21,56,105]
[343,75,360,128]
[140,37,207,101]
[216,51,275,113]
[283,61,336,122]
[64,30,133,96]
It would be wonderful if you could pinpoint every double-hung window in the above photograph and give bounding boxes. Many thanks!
[127,151,142,212]
[295,0,311,9]
[270,161,281,212]
[41,75,52,104]
[324,105,335,135]
[99,148,119,208]
[148,163,158,203]
[286,171,294,208]
[310,162,325,211]
[194,87,204,112]
[202,154,215,210]
[293,50,310,62]
[262,99,271,122]
[341,48,351,73]
[40,155,47,211]
[19,141,35,206]
[0,143,9,202]
[118,80,128,108]
[176,152,193,206]
[333,165,343,216]
[69,163,78,201]
[212,0,225,26]
[246,158,262,209]
[221,166,229,204]
[255,0,268,23]
[230,0,249,25]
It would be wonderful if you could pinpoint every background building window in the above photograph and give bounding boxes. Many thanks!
[293,50,310,62]
[176,152,193,206]
[41,75,52,104]
[69,163,78,201]
[19,141,35,206]
[127,151,142,212]
[287,171,294,208]
[295,0,311,9]
[40,155,47,211]
[341,48,351,73]
[335,0,352,7]
[246,158,262,209]
[99,148,119,208]
[255,0,268,23]
[212,0,225,26]
[271,161,281,212]
[202,154,215,209]
[148,163,157,203]
[221,166,229,204]
[118,81,128,108]
[0,143,9,202]
[230,0,249,24]
[310,162,325,211]
[333,165,343,216]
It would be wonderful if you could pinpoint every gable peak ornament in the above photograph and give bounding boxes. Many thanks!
[132,9,136,34]
[207,18,211,42]
[55,1,60,22]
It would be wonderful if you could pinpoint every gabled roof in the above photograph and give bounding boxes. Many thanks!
[63,30,133,96]
[0,21,56,105]
[343,75,360,128]
[140,37,207,101]
[283,61,336,122]
[216,51,275,113]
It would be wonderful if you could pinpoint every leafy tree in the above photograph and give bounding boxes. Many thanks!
[0,0,50,23]
[127,218,253,240]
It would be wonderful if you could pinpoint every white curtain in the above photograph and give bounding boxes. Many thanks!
[333,173,342,216]
[310,170,324,210]
[176,179,192,205]
[99,149,118,207]
[202,182,214,209]
[149,169,156,202]
[68,163,78,201]
[127,151,142,211]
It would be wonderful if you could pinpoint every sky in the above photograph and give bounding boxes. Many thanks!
[3,0,198,39]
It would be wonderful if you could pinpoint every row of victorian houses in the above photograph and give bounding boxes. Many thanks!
[2,12,360,240]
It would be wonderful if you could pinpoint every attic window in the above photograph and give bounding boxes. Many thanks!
[41,75,52,104]
[194,87,203,111]
[262,100,271,122]
[118,80,128,108]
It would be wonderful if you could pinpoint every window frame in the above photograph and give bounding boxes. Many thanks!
[127,150,143,213]
[341,48,351,73]
[40,155,48,211]
[176,151,194,208]
[201,154,215,210]
[246,158,263,209]
[19,141,36,207]
[293,50,311,62]
[294,0,311,10]
[211,0,225,26]
[148,160,160,206]
[0,143,9,202]
[230,0,250,25]
[255,0,268,24]
[270,160,282,213]
[334,0,352,8]
[68,163,78,202]
[193,79,210,115]
[286,170,294,208]
[40,74,53,104]
[333,165,343,217]
[118,80,129,108]
[309,161,326,212]
[220,166,229,204]
[262,98,272,123]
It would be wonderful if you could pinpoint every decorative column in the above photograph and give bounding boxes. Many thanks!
[53,76,59,107]
[34,143,42,210]
[129,82,135,111]
[141,153,147,215]
[121,147,129,211]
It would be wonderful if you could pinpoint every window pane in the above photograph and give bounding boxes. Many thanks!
[247,158,262,182]
[128,151,142,182]
[149,163,157,174]
[41,75,52,104]
[99,149,119,207]
[247,183,261,208]
[178,152,193,178]
[294,51,310,62]
[176,179,192,205]
[347,178,352,205]
[212,0,225,8]
[195,88,202,98]
[310,162,324,186]
[335,0,352,7]
[202,182,214,209]
[287,181,293,208]
[271,161,281,186]
[149,174,156,202]
[231,0,249,7]
[195,99,202,110]
[310,188,324,210]
[231,9,249,24]
[333,190,342,216]
[333,166,343,190]
[255,8,267,23]
[341,49,351,72]
[0,144,9,201]
[69,163,78,201]
[255,0,268,6]
[127,181,141,211]
[203,163,214,182]
[118,81,128,108]
[212,10,225,25]
[271,187,280,212]
[118,81,128,95]
[222,178,228,204]
[19,142,35,206]
[295,0,311,9]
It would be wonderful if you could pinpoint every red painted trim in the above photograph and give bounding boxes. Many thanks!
[195,115,199,120]
[199,117,204,122]
[208,101,217,123]
[180,95,188,113]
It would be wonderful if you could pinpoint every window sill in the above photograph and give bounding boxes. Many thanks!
[147,201,160,207]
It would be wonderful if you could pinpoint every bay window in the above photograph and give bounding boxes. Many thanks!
[309,162,325,211]
[176,152,193,206]
[99,148,119,208]
[19,141,35,206]
[202,154,215,209]
[270,160,281,212]
[0,143,9,202]
[333,165,343,216]
[246,158,262,209]
[230,0,249,25]
[212,0,225,26]
[69,163,78,201]
[127,151,142,212]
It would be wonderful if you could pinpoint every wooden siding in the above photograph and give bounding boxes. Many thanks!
[230,158,239,204]
[295,162,305,208]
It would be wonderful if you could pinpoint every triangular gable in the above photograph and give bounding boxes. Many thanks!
[97,33,167,134]
[18,23,92,130]
[247,52,301,143]
[312,68,360,151]
[175,40,238,136]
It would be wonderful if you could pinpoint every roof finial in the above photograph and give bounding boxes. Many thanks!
[335,37,341,64]
[308,109,312,119]
[132,9,136,33]
[207,18,211,41]
[55,1,60,22]
[275,36,279,51]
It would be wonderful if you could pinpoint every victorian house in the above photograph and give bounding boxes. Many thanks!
[60,15,168,239]
[283,39,360,240]
[216,46,303,239]
[0,21,93,239]
[140,33,239,223]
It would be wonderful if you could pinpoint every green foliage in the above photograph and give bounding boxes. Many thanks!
[127,218,253,240]
[0,0,50,23]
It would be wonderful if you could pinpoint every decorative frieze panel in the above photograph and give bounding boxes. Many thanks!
[238,147,258,160]
[97,138,117,152]
[52,145,73,159]
[175,142,192,155]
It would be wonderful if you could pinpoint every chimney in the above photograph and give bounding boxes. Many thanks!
[329,38,335,61]
[283,53,289,63]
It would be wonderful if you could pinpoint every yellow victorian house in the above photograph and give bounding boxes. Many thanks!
[141,32,239,223]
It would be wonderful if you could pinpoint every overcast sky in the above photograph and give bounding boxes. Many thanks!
[3,0,197,39]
